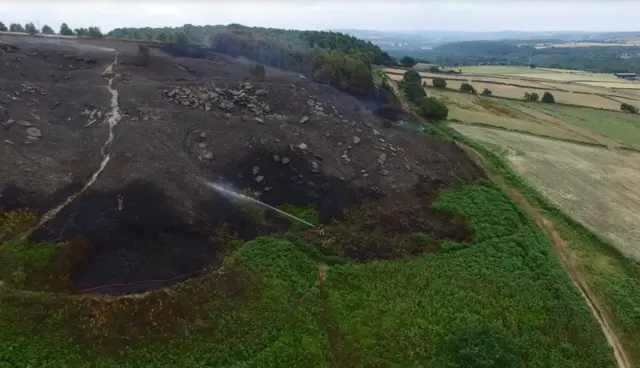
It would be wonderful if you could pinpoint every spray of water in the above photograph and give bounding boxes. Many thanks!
[204,180,316,228]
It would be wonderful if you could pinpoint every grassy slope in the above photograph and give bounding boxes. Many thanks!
[433,123,640,365]
[0,179,617,367]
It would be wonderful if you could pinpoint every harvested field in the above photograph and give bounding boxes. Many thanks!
[581,81,640,89]
[451,123,640,261]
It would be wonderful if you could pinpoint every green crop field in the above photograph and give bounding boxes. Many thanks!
[529,103,640,149]
[0,180,618,367]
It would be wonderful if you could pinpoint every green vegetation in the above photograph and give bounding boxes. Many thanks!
[59,23,73,36]
[419,97,449,121]
[0,21,7,32]
[621,102,639,114]
[532,103,640,148]
[432,77,447,88]
[481,88,493,96]
[8,23,25,33]
[460,82,477,94]
[398,69,426,103]
[400,55,417,67]
[24,22,38,35]
[541,91,556,103]
[0,180,619,366]
[420,121,640,364]
[524,92,540,102]
[41,25,54,35]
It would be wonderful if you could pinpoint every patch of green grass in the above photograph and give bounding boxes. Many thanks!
[531,103,640,148]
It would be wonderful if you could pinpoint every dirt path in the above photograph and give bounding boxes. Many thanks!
[23,53,122,236]
[457,141,632,368]
[506,187,633,368]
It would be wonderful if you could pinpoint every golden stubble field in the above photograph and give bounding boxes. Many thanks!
[451,123,640,261]
[383,66,640,111]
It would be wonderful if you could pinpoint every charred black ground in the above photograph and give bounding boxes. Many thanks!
[1,35,486,295]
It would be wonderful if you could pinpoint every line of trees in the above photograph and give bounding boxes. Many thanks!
[0,21,104,38]
[398,70,448,121]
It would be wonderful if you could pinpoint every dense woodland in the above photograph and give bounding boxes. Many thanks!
[390,40,640,74]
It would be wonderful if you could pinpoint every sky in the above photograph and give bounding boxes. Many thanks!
[0,1,637,33]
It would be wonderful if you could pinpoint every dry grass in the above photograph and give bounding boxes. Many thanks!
[580,81,640,89]
[426,88,595,142]
[451,123,640,261]
[418,78,621,109]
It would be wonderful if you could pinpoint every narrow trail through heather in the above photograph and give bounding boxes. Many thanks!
[26,53,122,235]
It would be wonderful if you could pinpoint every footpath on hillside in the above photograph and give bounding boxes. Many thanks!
[460,142,633,368]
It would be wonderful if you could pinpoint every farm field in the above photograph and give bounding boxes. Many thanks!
[384,67,640,111]
[529,103,640,149]
[449,123,640,362]
[426,89,597,143]
[582,81,640,89]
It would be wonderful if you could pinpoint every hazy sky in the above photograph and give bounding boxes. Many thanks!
[0,1,636,33]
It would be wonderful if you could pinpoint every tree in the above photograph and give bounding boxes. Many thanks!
[74,28,89,37]
[481,88,492,96]
[460,82,477,94]
[402,70,421,85]
[88,26,103,38]
[175,31,189,45]
[400,55,417,67]
[9,23,25,33]
[419,97,449,121]
[41,25,54,34]
[620,102,638,114]
[428,66,440,73]
[399,70,425,103]
[432,77,447,89]
[59,23,74,36]
[541,91,555,103]
[0,21,7,32]
[156,31,169,42]
[24,22,38,35]
[524,92,539,101]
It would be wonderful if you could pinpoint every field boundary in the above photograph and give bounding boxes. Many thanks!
[445,127,635,368]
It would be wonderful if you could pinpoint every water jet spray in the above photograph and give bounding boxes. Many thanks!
[203,180,316,228]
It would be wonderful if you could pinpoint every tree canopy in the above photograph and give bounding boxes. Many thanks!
[60,23,73,36]
[41,25,54,34]
[0,21,7,32]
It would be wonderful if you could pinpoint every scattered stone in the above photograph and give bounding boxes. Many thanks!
[381,169,390,176]
[198,142,207,149]
[264,186,272,192]
[352,136,361,145]
[311,161,319,173]
[252,166,260,175]
[324,132,331,138]
[25,127,42,138]
[242,115,250,122]
[307,181,316,188]
[373,129,381,136]
[255,176,264,183]
[298,143,308,150]
[3,118,15,129]
[202,151,213,160]
[255,89,267,96]
[299,116,309,124]
[282,157,290,164]
[253,117,264,124]
[18,120,32,127]
[378,153,387,164]
[199,132,207,139]
[260,138,267,145]
[273,155,281,162]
